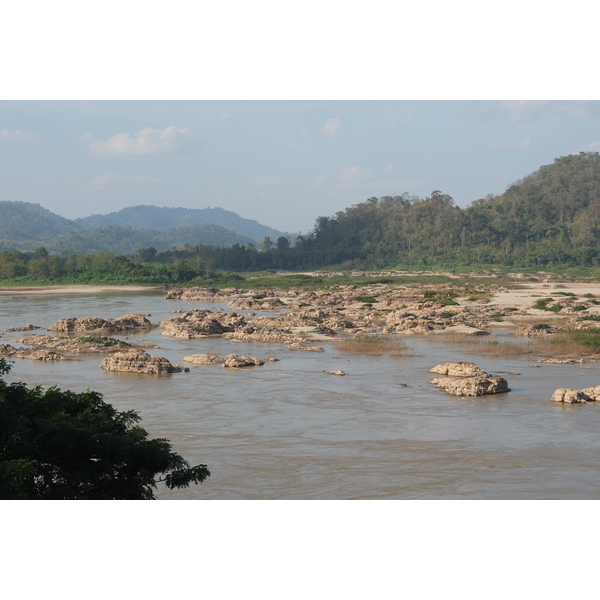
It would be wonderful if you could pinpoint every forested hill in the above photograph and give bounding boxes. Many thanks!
[0,202,284,254]
[75,205,288,241]
[0,201,80,240]
[295,152,600,268]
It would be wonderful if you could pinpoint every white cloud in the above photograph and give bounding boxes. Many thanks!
[339,165,372,184]
[385,111,413,128]
[84,173,166,191]
[254,173,283,186]
[0,129,41,144]
[586,142,600,151]
[382,164,394,175]
[219,112,232,121]
[322,117,342,138]
[492,135,532,149]
[88,125,195,156]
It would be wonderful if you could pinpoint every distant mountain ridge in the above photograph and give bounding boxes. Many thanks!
[74,205,287,241]
[0,201,80,240]
[0,201,288,254]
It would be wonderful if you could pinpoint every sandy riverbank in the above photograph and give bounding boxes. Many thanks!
[0,285,164,296]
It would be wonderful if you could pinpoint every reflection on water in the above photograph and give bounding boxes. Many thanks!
[2,291,600,499]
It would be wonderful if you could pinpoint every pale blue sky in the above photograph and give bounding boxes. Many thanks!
[1,100,600,234]
[2,4,598,236]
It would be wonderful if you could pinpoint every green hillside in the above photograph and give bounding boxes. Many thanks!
[74,205,288,242]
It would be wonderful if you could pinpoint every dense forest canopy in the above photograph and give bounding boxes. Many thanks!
[2,152,600,283]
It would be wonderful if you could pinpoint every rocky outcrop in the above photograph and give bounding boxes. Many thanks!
[48,313,152,333]
[536,358,585,364]
[183,354,226,365]
[159,309,245,339]
[430,362,510,396]
[11,334,150,354]
[165,287,224,302]
[515,325,556,338]
[552,386,600,403]
[431,375,510,396]
[3,323,41,332]
[287,343,325,352]
[429,362,488,377]
[100,351,182,374]
[221,354,265,368]
[0,343,66,361]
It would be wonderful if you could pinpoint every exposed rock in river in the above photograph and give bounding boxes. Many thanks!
[429,362,488,377]
[431,375,510,396]
[11,334,154,354]
[222,354,265,368]
[4,323,41,332]
[552,386,600,403]
[165,287,224,302]
[159,309,245,339]
[183,354,226,365]
[0,343,66,361]
[429,361,510,396]
[100,351,182,374]
[48,313,152,333]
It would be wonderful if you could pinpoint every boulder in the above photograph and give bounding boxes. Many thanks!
[431,375,510,396]
[100,351,182,374]
[0,343,66,361]
[221,354,265,368]
[183,354,225,365]
[48,313,151,333]
[552,386,599,403]
[429,362,488,377]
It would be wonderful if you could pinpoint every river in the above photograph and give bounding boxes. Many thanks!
[2,289,600,499]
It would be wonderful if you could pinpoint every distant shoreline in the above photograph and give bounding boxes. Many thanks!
[0,285,164,296]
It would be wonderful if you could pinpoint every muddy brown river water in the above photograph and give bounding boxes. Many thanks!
[2,290,600,499]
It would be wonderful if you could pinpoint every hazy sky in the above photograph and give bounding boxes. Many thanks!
[2,100,600,234]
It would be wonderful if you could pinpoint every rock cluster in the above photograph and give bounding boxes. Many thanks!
[159,309,245,339]
[430,361,510,397]
[0,343,65,361]
[48,313,152,333]
[429,362,488,377]
[552,386,600,404]
[100,351,182,374]
[183,354,226,365]
[222,354,265,368]
[165,287,224,302]
[3,323,41,332]
[11,334,149,355]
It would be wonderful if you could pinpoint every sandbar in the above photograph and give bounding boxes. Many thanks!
[0,285,163,296]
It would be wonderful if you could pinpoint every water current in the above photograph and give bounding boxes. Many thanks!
[2,290,600,499]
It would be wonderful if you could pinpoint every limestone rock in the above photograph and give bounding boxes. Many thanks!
[159,309,245,339]
[165,287,223,302]
[4,323,41,332]
[48,313,151,333]
[183,354,225,365]
[328,370,345,376]
[429,362,488,377]
[100,351,182,374]
[221,354,265,368]
[552,386,600,403]
[431,375,510,396]
[0,343,66,361]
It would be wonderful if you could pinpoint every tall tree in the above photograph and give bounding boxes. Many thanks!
[0,360,210,499]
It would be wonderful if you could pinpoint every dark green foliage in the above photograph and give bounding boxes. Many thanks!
[0,361,209,499]
[353,296,378,303]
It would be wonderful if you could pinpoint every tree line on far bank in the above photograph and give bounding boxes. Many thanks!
[2,153,600,284]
